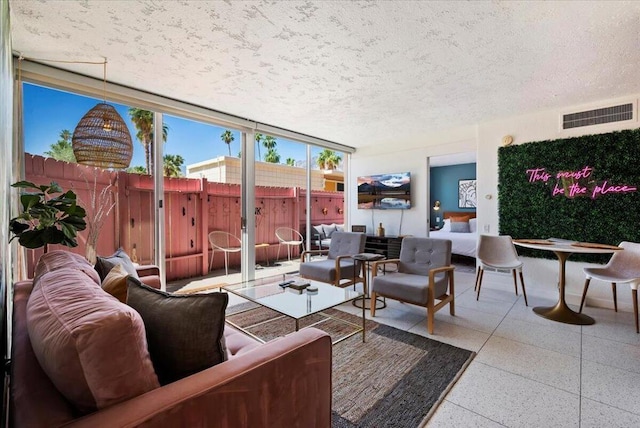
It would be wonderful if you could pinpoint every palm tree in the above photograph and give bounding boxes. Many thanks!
[286,157,295,166]
[254,133,263,161]
[316,149,342,170]
[163,154,184,177]
[128,108,169,173]
[263,135,277,152]
[45,129,76,163]
[220,130,234,156]
[264,148,281,163]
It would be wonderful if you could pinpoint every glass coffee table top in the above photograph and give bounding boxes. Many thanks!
[224,274,362,320]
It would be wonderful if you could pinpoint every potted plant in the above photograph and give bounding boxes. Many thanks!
[9,181,87,251]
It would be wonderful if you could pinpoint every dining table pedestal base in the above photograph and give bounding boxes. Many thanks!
[533,302,595,325]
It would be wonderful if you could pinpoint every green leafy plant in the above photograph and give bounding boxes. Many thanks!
[9,181,87,250]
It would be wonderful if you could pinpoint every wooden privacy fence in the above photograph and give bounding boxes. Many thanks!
[23,155,344,281]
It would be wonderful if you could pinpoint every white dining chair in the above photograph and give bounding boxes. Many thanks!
[475,234,528,306]
[579,241,640,333]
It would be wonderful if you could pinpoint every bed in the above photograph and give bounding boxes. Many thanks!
[430,211,478,258]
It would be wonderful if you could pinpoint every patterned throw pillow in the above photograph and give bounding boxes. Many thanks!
[126,277,229,385]
[95,248,139,281]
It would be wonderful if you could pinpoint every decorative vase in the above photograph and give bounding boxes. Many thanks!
[377,222,385,237]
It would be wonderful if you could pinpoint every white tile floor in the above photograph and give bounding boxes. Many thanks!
[336,269,640,428]
[171,262,640,427]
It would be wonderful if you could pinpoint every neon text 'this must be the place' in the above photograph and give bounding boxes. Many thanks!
[525,166,636,199]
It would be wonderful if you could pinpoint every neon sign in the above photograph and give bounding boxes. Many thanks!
[525,166,637,199]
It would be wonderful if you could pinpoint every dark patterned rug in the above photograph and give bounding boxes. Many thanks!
[227,304,475,427]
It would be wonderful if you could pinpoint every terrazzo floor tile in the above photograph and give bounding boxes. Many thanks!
[409,319,490,352]
[433,305,505,334]
[475,336,580,394]
[445,362,580,428]
[580,306,640,346]
[493,317,582,357]
[426,400,505,428]
[454,290,517,318]
[581,359,640,416]
[581,333,640,374]
[580,397,640,428]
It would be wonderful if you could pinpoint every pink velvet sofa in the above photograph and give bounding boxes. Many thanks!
[10,254,332,427]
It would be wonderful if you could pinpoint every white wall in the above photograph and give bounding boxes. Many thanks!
[351,94,640,313]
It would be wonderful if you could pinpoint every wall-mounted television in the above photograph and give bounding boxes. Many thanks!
[357,172,411,209]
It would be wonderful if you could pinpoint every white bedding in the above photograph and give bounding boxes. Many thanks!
[430,218,478,258]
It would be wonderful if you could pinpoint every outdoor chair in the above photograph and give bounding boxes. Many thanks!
[579,241,640,333]
[208,231,241,275]
[475,234,528,306]
[370,237,455,334]
[299,232,366,288]
[275,227,304,261]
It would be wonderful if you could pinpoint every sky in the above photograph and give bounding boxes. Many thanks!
[23,83,338,173]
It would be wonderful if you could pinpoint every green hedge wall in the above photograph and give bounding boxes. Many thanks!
[498,128,640,263]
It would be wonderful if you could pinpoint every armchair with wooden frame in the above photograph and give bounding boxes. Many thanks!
[299,232,366,289]
[370,237,455,334]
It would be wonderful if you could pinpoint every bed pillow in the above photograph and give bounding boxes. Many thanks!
[451,221,471,233]
[126,277,229,385]
[469,218,478,233]
[439,219,451,232]
[450,215,471,233]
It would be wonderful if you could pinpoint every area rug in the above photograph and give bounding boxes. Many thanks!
[227,304,475,427]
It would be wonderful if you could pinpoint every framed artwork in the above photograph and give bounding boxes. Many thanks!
[458,179,477,208]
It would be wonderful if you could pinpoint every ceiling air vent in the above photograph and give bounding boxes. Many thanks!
[562,103,633,129]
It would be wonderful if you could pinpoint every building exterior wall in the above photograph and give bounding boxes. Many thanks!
[187,156,335,190]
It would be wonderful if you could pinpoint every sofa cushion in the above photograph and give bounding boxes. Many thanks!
[26,268,160,414]
[95,248,139,281]
[33,250,100,287]
[127,277,229,385]
[101,263,129,303]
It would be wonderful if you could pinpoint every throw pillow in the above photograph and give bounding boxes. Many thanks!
[450,221,471,233]
[33,250,100,287]
[126,277,229,385]
[27,268,159,414]
[95,248,139,281]
[321,223,338,239]
[101,264,129,303]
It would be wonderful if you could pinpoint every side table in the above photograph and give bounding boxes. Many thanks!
[352,253,387,310]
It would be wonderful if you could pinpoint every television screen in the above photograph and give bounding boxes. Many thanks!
[357,172,411,209]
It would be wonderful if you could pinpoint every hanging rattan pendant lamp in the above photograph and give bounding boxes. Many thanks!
[72,59,133,169]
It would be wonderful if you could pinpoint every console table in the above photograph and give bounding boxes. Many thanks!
[365,235,404,259]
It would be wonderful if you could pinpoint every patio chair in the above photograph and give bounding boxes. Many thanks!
[275,227,304,261]
[475,234,528,306]
[370,237,455,334]
[208,231,241,275]
[579,241,640,333]
[299,232,366,288]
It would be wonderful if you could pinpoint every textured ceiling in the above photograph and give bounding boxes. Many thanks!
[9,0,640,149]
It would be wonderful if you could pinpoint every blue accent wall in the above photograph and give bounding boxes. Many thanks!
[430,163,476,227]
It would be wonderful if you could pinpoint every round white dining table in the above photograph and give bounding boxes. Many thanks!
[513,239,622,325]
